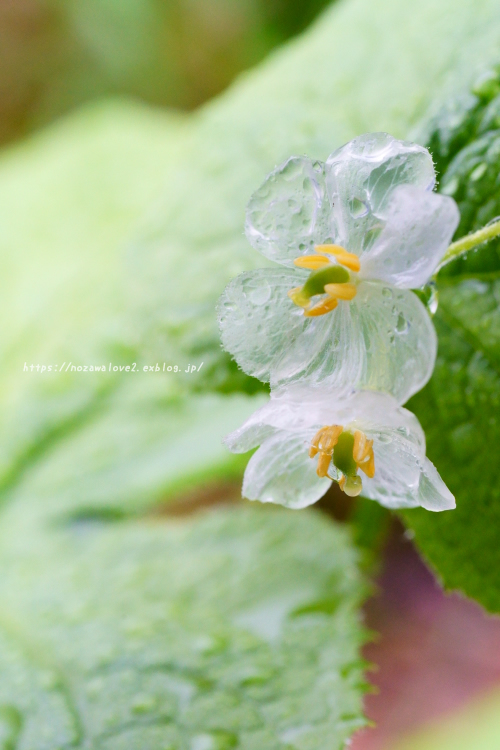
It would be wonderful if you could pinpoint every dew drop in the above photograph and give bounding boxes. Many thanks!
[396,313,409,334]
[249,283,271,306]
[427,281,438,314]
[378,434,392,444]
[348,197,369,218]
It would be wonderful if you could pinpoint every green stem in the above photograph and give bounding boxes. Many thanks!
[438,219,500,270]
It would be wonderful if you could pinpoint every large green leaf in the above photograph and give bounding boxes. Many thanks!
[0,100,183,485]
[0,100,266,513]
[0,504,367,749]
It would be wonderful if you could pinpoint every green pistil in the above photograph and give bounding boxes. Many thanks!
[301,265,350,299]
[333,431,358,478]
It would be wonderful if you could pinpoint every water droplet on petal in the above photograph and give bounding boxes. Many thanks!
[396,313,409,334]
[348,197,369,218]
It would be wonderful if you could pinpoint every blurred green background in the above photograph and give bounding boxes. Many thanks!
[0,0,331,144]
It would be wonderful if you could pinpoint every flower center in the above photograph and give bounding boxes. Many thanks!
[288,244,360,317]
[309,424,375,497]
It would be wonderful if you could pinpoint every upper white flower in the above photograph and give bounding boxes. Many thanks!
[218,133,459,404]
[225,385,455,512]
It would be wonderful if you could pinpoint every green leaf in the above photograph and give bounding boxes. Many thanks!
[0,100,183,485]
[401,276,500,611]
[399,67,500,612]
[5,383,266,524]
[0,100,267,516]
[0,504,367,749]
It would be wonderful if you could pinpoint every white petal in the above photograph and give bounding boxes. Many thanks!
[245,156,331,267]
[360,423,426,509]
[342,391,426,447]
[218,267,308,383]
[242,431,331,509]
[325,133,436,254]
[271,282,437,404]
[359,185,460,288]
[224,419,275,454]
[417,458,455,511]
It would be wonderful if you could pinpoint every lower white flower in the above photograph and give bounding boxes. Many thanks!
[225,386,455,512]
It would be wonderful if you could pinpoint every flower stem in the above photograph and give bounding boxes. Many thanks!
[438,219,500,270]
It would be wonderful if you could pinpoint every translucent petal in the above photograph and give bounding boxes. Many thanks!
[360,424,426,509]
[417,458,455,511]
[224,419,275,454]
[249,386,425,439]
[359,185,460,288]
[325,133,436,254]
[271,281,437,404]
[217,267,308,383]
[245,156,331,267]
[242,431,331,509]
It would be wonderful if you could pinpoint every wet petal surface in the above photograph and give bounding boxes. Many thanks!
[242,430,332,509]
[359,184,460,288]
[271,282,437,404]
[325,133,436,254]
[245,156,331,267]
[217,267,308,383]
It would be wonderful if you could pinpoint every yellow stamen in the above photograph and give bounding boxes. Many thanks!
[303,295,338,317]
[309,425,376,492]
[293,255,330,270]
[309,425,343,479]
[320,425,343,452]
[353,429,375,478]
[315,244,361,272]
[324,282,357,301]
[308,426,325,458]
[360,454,375,479]
[316,451,334,478]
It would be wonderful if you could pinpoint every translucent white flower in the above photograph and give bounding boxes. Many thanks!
[225,385,455,512]
[218,133,459,403]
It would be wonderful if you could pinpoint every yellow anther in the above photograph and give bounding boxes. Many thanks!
[353,429,375,478]
[320,425,343,453]
[324,282,357,301]
[310,425,343,479]
[303,295,338,317]
[293,255,330,270]
[315,244,361,272]
[316,451,334,478]
[308,427,325,458]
